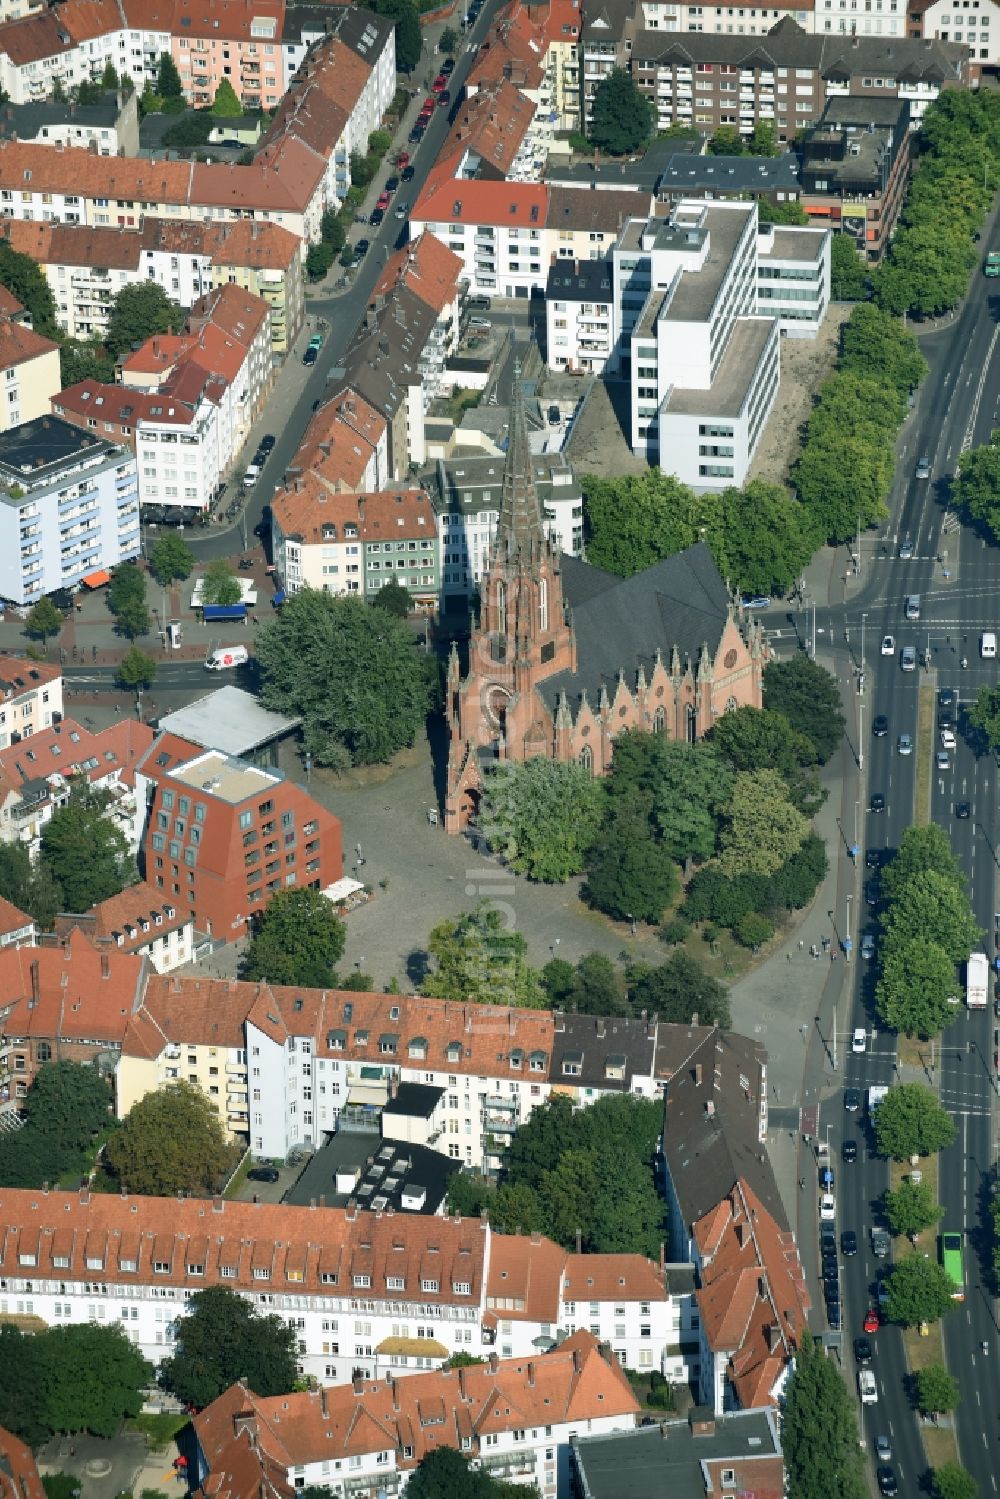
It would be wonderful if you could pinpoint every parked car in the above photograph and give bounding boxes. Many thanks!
[355,238,370,258]
[861,932,876,961]
[441,56,455,72]
[438,89,451,105]
[376,191,391,211]
[302,346,317,367]
[247,1167,279,1183]
[258,434,275,454]
[819,1193,836,1221]
[854,1335,872,1363]
[433,73,447,89]
[402,165,415,182]
[370,208,385,226]
[842,1230,858,1257]
[421,96,436,112]
[385,176,399,193]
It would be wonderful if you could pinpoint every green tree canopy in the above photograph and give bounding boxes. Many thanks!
[791,370,896,541]
[108,560,146,614]
[161,1286,299,1408]
[60,337,115,388]
[748,120,778,156]
[42,1324,151,1437]
[709,704,823,814]
[966,682,1000,749]
[652,742,733,865]
[839,302,927,401]
[583,805,678,924]
[149,533,195,585]
[883,1178,944,1239]
[104,1081,236,1196]
[0,241,59,340]
[881,868,980,967]
[107,281,184,359]
[781,1330,867,1499]
[916,1363,961,1416]
[480,758,604,882]
[886,1253,959,1327]
[0,840,61,928]
[240,887,346,988]
[24,598,63,648]
[719,768,808,877]
[212,78,242,116]
[306,243,334,281]
[117,644,157,691]
[40,788,132,911]
[582,470,704,576]
[370,0,422,69]
[559,952,628,1017]
[880,823,965,904]
[589,67,653,155]
[23,1060,110,1158]
[933,1464,979,1499]
[100,60,119,89]
[255,589,430,767]
[371,580,412,617]
[156,51,183,97]
[830,232,871,300]
[627,951,731,1028]
[763,655,846,763]
[706,479,817,597]
[875,934,959,1038]
[757,198,810,226]
[114,595,151,639]
[424,902,544,1009]
[707,125,745,155]
[874,1083,958,1161]
[406,1446,525,1499]
[956,433,1000,543]
[200,558,241,607]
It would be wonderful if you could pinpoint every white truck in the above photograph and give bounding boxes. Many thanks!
[205,645,248,671]
[967,951,989,1010]
[868,1084,889,1114]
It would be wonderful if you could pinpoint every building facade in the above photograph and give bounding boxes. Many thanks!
[0,293,60,432]
[0,658,62,750]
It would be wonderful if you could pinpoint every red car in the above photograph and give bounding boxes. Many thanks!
[376,191,391,210]
[433,73,447,90]
[863,1308,880,1334]
[422,96,436,112]
[395,150,410,169]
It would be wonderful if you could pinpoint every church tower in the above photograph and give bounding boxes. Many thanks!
[445,371,576,831]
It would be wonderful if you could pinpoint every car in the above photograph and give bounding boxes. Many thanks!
[865,877,880,906]
[395,149,410,169]
[865,1308,881,1335]
[433,73,447,89]
[872,1227,891,1260]
[408,125,425,143]
[842,1230,858,1257]
[873,714,888,738]
[900,645,916,671]
[548,404,562,426]
[394,203,409,219]
[845,1086,861,1112]
[822,1251,839,1276]
[915,457,931,479]
[258,434,275,454]
[385,176,399,193]
[355,238,370,258]
[302,346,317,366]
[939,687,956,710]
[898,536,914,560]
[858,1369,878,1405]
[376,192,391,211]
[741,595,771,609]
[938,710,957,732]
[441,56,454,73]
[819,1192,836,1221]
[876,1466,898,1497]
[852,1026,867,1053]
[940,726,956,750]
[870,791,886,813]
[308,332,323,350]
[861,932,876,961]
[937,749,952,771]
[854,1335,872,1364]
[875,1435,892,1462]
[827,1299,841,1329]
[469,315,492,329]
[402,164,415,181]
[422,96,436,112]
[842,1138,858,1163]
[897,733,913,755]
[881,634,895,655]
[438,90,451,105]
[370,207,385,226]
[956,800,971,819]
[865,847,882,869]
[824,1276,840,1302]
[247,1167,279,1183]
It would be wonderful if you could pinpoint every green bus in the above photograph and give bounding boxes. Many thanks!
[939,1232,965,1301]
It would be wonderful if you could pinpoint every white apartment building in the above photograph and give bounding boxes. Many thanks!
[0,414,138,604]
[640,0,906,36]
[136,396,221,516]
[0,1188,691,1389]
[757,219,831,335]
[546,259,615,375]
[611,200,780,486]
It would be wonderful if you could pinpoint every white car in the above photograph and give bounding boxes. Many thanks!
[858,1369,878,1405]
[881,635,895,656]
[852,1027,867,1054]
[941,726,957,750]
[936,749,952,771]
[820,1193,836,1221]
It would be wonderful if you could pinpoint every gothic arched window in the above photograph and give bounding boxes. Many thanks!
[579,744,593,774]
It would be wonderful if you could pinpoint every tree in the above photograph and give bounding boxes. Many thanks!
[60,337,115,388]
[589,67,653,156]
[880,823,964,905]
[200,558,241,607]
[719,768,808,877]
[763,655,846,763]
[212,78,242,116]
[966,681,1000,749]
[104,1081,235,1196]
[161,1286,298,1408]
[881,868,980,967]
[781,1331,867,1499]
[156,51,183,98]
[757,198,810,226]
[149,533,195,585]
[240,887,346,987]
[791,371,896,541]
[563,952,627,1017]
[840,302,927,403]
[42,1324,150,1437]
[319,209,347,253]
[874,1083,958,1161]
[627,952,731,1028]
[883,1179,944,1239]
[23,1061,110,1159]
[582,470,704,576]
[106,281,184,359]
[875,935,959,1038]
[24,597,63,648]
[916,1363,961,1417]
[0,241,59,340]
[830,233,871,300]
[306,242,335,280]
[707,125,745,155]
[370,0,422,71]
[371,580,412,617]
[40,791,132,912]
[480,758,604,882]
[651,742,732,865]
[424,902,544,1009]
[439,25,459,51]
[255,590,429,767]
[406,1447,524,1499]
[709,705,823,814]
[113,595,151,639]
[100,59,119,89]
[117,644,157,691]
[886,1253,959,1327]
[933,1464,979,1499]
[704,479,817,598]
[748,120,778,156]
[954,431,1000,542]
[0,840,61,928]
[108,560,146,616]
[540,955,575,1006]
[584,807,678,924]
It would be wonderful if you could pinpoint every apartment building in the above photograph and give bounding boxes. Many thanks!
[433,445,585,599]
[201,219,304,357]
[271,486,439,607]
[611,200,779,483]
[581,0,640,129]
[134,734,343,939]
[909,0,998,67]
[0,894,34,947]
[630,19,969,141]
[0,90,139,154]
[0,293,59,431]
[545,259,615,374]
[757,219,830,333]
[0,414,139,604]
[0,927,144,1110]
[0,1186,690,1387]
[572,1409,784,1499]
[54,881,194,973]
[371,233,464,403]
[194,1333,640,1499]
[466,0,582,132]
[337,304,427,480]
[0,657,62,751]
[799,95,911,258]
[0,715,152,852]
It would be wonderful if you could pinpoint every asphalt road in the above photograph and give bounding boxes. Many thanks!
[771,242,1000,1491]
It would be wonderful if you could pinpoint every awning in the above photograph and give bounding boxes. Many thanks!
[82,569,111,588]
[377,1335,449,1358]
[322,877,364,904]
[272,589,287,606]
[346,1081,389,1108]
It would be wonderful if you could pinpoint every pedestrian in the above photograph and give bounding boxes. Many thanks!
[798,1178,805,1190]
[798,939,804,950]
[831,949,837,962]
[786,952,791,964]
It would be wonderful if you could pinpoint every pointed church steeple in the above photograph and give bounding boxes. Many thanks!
[497,363,546,566]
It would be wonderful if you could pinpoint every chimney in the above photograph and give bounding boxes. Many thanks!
[29,959,40,1009]
[575,1227,582,1253]
[693,1062,702,1086]
[527,1362,535,1389]
[353,1374,365,1396]
[101,952,110,979]
[572,1348,583,1374]
[688,1408,716,1437]
[488,1352,499,1373]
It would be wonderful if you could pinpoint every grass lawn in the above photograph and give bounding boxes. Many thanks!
[914,681,935,827]
[447,387,481,424]
[127,1413,189,1449]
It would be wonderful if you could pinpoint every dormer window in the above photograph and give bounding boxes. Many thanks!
[353,1273,371,1288]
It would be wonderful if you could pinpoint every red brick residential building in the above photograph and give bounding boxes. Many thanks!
[135,733,342,939]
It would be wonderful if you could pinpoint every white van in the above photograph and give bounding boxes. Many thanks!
[205,645,248,671]
[981,631,997,660]
[243,464,261,491]
[858,1369,878,1405]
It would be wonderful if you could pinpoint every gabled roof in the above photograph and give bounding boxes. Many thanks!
[372,232,462,318]
[411,177,549,230]
[0,927,145,1045]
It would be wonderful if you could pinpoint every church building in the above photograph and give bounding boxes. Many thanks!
[444,379,769,833]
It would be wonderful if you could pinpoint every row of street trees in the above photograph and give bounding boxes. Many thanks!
[874,824,980,1038]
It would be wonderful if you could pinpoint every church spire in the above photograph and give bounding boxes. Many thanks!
[497,363,545,564]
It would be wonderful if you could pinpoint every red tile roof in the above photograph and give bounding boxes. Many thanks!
[0,657,61,699]
[124,973,260,1056]
[357,488,437,543]
[411,176,549,230]
[76,880,190,955]
[372,232,462,318]
[0,715,153,809]
[0,927,145,1046]
[0,895,34,940]
[0,1425,45,1499]
[0,309,58,371]
[53,381,194,429]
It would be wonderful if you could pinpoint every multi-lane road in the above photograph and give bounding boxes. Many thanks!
[780,243,1000,1491]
